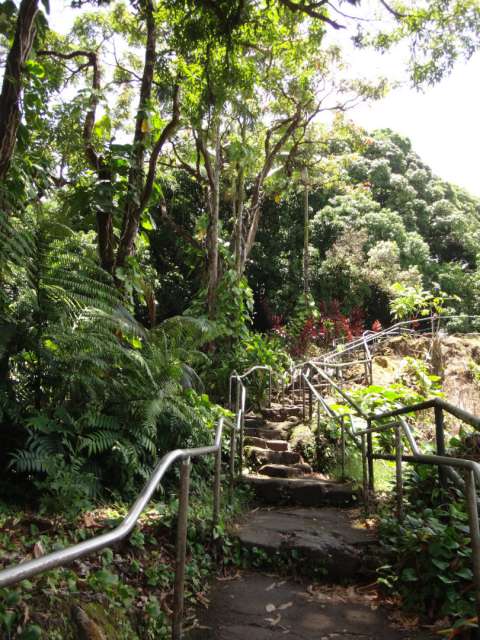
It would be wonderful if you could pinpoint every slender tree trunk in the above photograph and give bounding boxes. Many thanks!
[206,118,221,317]
[302,166,309,296]
[234,163,245,276]
[116,0,156,270]
[0,0,39,183]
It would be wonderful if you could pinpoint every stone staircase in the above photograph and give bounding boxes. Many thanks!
[189,394,435,639]
[242,400,356,507]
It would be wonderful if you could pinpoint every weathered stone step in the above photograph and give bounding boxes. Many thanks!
[189,571,435,639]
[261,405,303,421]
[245,447,302,466]
[244,428,285,441]
[243,474,357,508]
[244,436,289,452]
[244,415,265,429]
[234,507,377,581]
[258,462,312,478]
[244,419,299,441]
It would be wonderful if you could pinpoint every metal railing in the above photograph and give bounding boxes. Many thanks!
[294,360,480,628]
[229,365,273,476]
[0,415,243,640]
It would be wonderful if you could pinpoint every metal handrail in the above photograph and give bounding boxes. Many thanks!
[0,415,239,639]
[319,314,480,364]
[297,360,480,624]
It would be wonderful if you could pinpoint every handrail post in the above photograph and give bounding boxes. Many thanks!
[172,457,191,640]
[395,424,404,522]
[269,368,272,407]
[239,409,245,477]
[212,448,221,531]
[465,469,480,636]
[302,373,306,422]
[366,420,375,500]
[434,406,448,492]
[235,377,241,419]
[229,426,236,496]
[361,433,369,516]
[316,400,321,470]
[308,385,313,421]
[340,415,346,482]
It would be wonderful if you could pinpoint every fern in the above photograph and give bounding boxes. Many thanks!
[1,210,218,505]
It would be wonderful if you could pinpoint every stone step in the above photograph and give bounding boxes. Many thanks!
[258,462,312,478]
[244,436,289,452]
[244,415,265,429]
[244,426,290,441]
[245,447,302,467]
[261,405,303,421]
[233,507,377,581]
[189,570,434,640]
[243,474,357,508]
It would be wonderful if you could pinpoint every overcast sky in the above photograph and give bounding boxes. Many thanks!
[351,52,480,196]
[50,0,480,197]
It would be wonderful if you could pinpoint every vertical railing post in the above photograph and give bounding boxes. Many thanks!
[229,424,236,496]
[235,377,241,421]
[172,458,191,640]
[269,368,272,407]
[212,447,221,531]
[316,401,321,470]
[366,420,375,500]
[302,373,306,422]
[340,415,346,482]
[308,386,313,421]
[434,406,448,491]
[465,469,480,637]
[395,424,403,522]
[239,407,245,477]
[361,433,369,516]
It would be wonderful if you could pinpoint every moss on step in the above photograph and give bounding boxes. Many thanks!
[289,423,316,466]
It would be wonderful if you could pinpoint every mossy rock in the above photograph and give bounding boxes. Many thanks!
[71,601,139,640]
[289,424,315,465]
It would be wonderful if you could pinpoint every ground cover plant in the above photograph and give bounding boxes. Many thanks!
[1,0,480,636]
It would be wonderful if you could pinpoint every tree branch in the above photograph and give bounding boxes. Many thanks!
[140,84,181,210]
[278,0,345,29]
[38,49,103,172]
[157,200,203,251]
[379,0,409,19]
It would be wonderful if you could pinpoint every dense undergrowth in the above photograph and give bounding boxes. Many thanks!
[1,2,480,638]
[0,482,252,639]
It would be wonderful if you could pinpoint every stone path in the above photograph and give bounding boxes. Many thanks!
[187,398,432,640]
[188,572,435,640]
[234,507,377,581]
[243,401,356,506]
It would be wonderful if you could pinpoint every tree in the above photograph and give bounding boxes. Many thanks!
[0,0,40,183]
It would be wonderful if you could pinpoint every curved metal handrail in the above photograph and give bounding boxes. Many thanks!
[0,416,235,591]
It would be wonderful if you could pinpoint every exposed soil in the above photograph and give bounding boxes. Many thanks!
[373,334,480,416]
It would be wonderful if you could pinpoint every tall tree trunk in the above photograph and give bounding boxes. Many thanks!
[233,162,245,277]
[302,166,309,296]
[0,0,39,183]
[206,118,221,317]
[116,0,156,270]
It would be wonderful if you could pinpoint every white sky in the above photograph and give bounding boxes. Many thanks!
[350,52,480,196]
[49,0,480,196]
